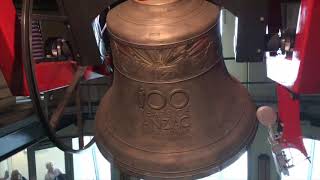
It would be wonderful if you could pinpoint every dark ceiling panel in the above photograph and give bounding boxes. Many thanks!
[56,0,116,65]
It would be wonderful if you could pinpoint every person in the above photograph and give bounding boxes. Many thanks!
[0,171,9,180]
[10,170,26,180]
[44,162,62,180]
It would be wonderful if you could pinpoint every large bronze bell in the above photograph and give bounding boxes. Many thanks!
[95,0,257,179]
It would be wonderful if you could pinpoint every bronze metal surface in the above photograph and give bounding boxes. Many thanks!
[96,0,257,179]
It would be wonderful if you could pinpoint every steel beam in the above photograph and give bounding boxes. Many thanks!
[0,115,46,161]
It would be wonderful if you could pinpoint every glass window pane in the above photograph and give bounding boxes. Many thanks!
[199,152,248,180]
[35,147,65,180]
[281,138,320,180]
[312,141,320,179]
[72,137,111,180]
[0,150,29,179]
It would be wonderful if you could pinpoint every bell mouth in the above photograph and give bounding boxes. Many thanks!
[133,0,181,5]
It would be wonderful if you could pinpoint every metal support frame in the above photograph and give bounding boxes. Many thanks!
[211,0,268,62]
[0,115,46,161]
[54,0,111,65]
[21,0,96,153]
[16,12,68,22]
[0,114,78,161]
[26,138,75,180]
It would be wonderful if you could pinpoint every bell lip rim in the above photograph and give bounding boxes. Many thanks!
[95,74,256,154]
[94,87,258,179]
[94,67,258,178]
[96,89,252,155]
[95,121,258,179]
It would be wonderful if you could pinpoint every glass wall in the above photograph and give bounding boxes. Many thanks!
[282,138,320,180]
[72,137,111,180]
[35,147,65,180]
[200,152,248,180]
[0,137,111,180]
[3,137,319,180]
[0,150,28,179]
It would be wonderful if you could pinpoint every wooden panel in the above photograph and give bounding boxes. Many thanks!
[0,70,11,101]
[0,70,15,112]
[0,70,12,97]
[0,88,12,99]
[0,96,16,112]
[0,70,8,88]
[0,104,34,128]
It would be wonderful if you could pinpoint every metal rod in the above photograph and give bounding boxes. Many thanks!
[241,81,274,85]
[76,85,84,149]
[17,12,68,22]
[49,66,86,129]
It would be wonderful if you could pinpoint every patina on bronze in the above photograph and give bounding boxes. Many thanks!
[95,0,257,179]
